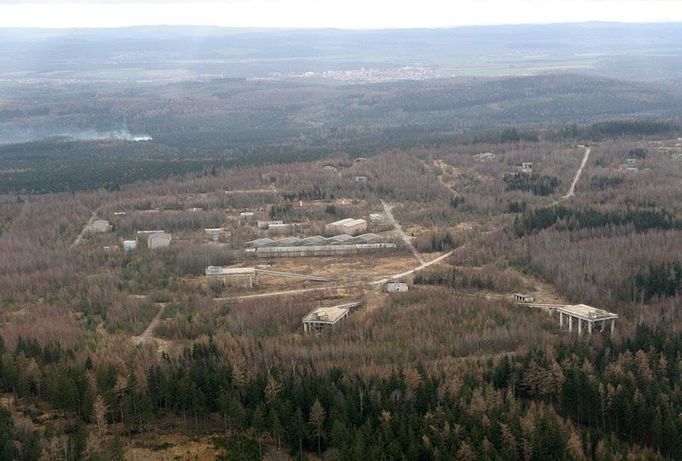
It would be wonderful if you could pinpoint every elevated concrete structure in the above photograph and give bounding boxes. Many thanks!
[557,304,617,335]
[302,301,361,332]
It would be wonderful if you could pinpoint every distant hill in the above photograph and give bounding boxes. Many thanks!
[1,23,682,81]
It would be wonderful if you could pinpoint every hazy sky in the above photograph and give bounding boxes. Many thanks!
[1,0,682,28]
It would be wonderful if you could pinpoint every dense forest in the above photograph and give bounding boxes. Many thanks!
[0,323,680,460]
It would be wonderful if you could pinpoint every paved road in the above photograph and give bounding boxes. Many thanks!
[133,302,167,346]
[381,200,425,265]
[562,146,591,200]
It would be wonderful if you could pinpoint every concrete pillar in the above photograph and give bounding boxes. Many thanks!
[578,318,582,335]
[611,319,615,333]
[568,315,573,332]
[559,312,563,328]
[588,321,592,334]
[601,321,605,332]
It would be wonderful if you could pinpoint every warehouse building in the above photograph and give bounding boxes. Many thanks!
[325,218,367,235]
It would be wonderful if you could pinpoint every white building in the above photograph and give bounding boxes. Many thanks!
[147,232,171,249]
[325,218,367,235]
[354,176,368,183]
[240,211,255,219]
[369,213,384,223]
[122,240,137,252]
[257,220,284,230]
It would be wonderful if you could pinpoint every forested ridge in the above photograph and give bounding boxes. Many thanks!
[0,323,680,460]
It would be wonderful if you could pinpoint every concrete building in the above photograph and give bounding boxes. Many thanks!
[268,223,298,234]
[354,176,368,183]
[122,240,137,252]
[325,218,367,235]
[514,293,535,303]
[240,211,255,219]
[520,162,533,173]
[557,304,618,335]
[303,304,354,332]
[147,232,171,250]
[89,219,112,233]
[257,220,283,230]
[369,213,384,223]
[353,157,367,163]
[386,281,409,293]
[205,266,258,287]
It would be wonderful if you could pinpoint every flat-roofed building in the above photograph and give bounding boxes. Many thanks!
[369,213,384,223]
[205,266,258,287]
[325,218,367,235]
[514,293,535,303]
[354,175,368,183]
[386,281,408,293]
[302,305,351,332]
[147,232,171,250]
[557,304,618,335]
[240,211,255,219]
[257,220,283,230]
[268,223,297,234]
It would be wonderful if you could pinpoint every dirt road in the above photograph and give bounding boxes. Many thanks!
[133,302,167,346]
[70,209,98,248]
[381,200,425,265]
[562,146,591,200]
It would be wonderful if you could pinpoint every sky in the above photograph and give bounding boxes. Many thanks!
[1,0,682,29]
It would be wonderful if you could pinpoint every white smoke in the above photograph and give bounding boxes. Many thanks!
[63,129,153,142]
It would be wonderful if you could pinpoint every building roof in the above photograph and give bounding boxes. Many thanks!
[205,266,256,276]
[355,233,381,242]
[557,304,618,320]
[330,234,354,243]
[330,218,356,226]
[246,238,274,248]
[302,235,327,246]
[274,236,301,246]
[302,306,349,324]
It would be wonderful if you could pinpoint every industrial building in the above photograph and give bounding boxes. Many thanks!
[325,218,367,235]
[355,176,368,183]
[369,213,384,223]
[558,304,618,335]
[245,233,387,256]
[520,162,533,173]
[147,232,171,250]
[268,223,298,234]
[386,281,408,293]
[89,219,111,233]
